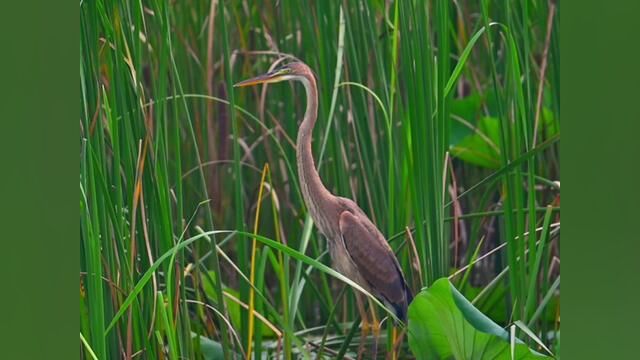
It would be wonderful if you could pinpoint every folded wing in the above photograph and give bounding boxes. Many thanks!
[338,210,410,319]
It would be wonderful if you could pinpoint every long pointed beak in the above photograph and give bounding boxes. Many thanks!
[234,72,280,87]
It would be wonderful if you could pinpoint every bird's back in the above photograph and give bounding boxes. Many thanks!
[336,198,413,321]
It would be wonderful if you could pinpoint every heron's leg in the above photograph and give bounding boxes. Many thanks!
[355,293,369,360]
[368,299,380,359]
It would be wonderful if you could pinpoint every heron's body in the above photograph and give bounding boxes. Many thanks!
[236,60,412,323]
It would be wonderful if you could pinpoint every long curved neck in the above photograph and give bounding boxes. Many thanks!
[296,72,335,231]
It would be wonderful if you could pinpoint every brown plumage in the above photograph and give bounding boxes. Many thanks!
[235,60,413,322]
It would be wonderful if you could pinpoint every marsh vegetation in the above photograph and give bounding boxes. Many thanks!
[80,0,559,358]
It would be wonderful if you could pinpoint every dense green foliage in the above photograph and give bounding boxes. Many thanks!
[80,0,559,358]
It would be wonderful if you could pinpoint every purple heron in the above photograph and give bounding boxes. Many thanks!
[235,61,413,357]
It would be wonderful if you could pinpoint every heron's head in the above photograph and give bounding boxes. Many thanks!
[234,61,311,88]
